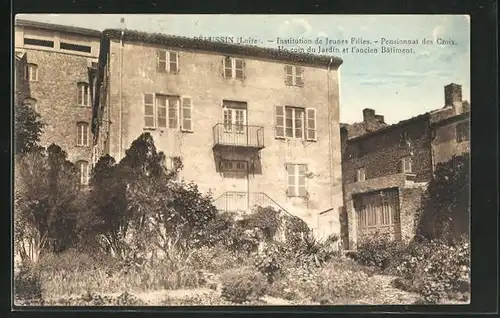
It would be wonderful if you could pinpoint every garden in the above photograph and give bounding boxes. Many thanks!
[13,104,470,306]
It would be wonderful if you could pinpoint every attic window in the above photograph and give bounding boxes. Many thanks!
[23,37,54,48]
[60,42,92,53]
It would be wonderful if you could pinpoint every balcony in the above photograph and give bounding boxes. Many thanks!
[212,191,293,217]
[213,123,265,150]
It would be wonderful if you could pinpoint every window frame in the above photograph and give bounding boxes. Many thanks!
[157,50,179,74]
[77,82,91,107]
[401,157,413,173]
[76,122,90,146]
[223,57,245,80]
[286,163,307,198]
[285,65,304,87]
[76,160,90,185]
[284,106,305,139]
[356,167,366,182]
[24,63,38,81]
[144,93,192,132]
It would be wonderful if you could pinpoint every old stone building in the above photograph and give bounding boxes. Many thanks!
[341,83,470,249]
[14,19,101,185]
[91,29,345,238]
[93,30,342,235]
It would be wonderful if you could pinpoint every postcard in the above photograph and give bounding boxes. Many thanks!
[13,14,470,307]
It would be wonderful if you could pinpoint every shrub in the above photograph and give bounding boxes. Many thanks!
[191,245,249,275]
[220,266,268,304]
[14,263,43,302]
[355,233,406,272]
[394,237,470,303]
[295,233,338,268]
[253,243,284,283]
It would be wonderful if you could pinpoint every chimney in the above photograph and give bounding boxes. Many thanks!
[375,115,385,123]
[444,83,463,114]
[362,108,376,122]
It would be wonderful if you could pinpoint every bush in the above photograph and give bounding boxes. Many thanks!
[269,259,381,304]
[191,245,249,275]
[394,237,470,303]
[294,233,339,268]
[355,233,406,272]
[253,243,284,283]
[220,266,268,304]
[14,263,43,302]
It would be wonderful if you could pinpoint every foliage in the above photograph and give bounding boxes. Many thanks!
[394,237,470,303]
[355,232,406,272]
[294,233,339,268]
[43,292,145,306]
[14,144,82,262]
[37,249,202,296]
[14,263,42,301]
[253,243,284,283]
[281,214,311,251]
[191,245,249,275]
[220,266,268,304]
[244,206,281,241]
[269,259,382,304]
[15,102,45,155]
[416,154,470,243]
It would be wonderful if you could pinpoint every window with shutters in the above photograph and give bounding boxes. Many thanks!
[24,63,38,81]
[77,82,90,106]
[144,93,192,131]
[275,106,316,140]
[356,168,366,182]
[355,189,400,230]
[223,57,245,79]
[285,65,304,86]
[221,160,248,179]
[76,122,90,146]
[76,160,90,185]
[286,164,307,197]
[456,122,469,142]
[157,50,179,73]
[401,157,412,173]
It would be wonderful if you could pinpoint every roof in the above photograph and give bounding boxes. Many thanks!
[15,51,25,60]
[346,113,431,144]
[102,29,343,69]
[341,120,388,140]
[15,19,101,37]
[431,111,470,128]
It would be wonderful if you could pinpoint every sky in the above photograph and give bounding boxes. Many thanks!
[15,14,470,124]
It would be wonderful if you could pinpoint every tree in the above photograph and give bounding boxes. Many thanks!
[416,154,470,243]
[14,144,82,263]
[15,103,45,155]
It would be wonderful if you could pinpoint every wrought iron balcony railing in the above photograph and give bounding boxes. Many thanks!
[212,191,293,218]
[213,123,265,150]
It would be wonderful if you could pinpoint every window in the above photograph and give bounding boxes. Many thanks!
[144,94,192,131]
[275,106,317,140]
[223,101,247,133]
[221,160,248,178]
[76,161,90,185]
[157,50,179,73]
[164,156,182,180]
[399,131,409,147]
[23,37,54,48]
[24,63,38,81]
[77,122,90,146]
[223,57,245,79]
[356,168,366,182]
[356,190,400,229]
[77,82,90,106]
[401,157,412,173]
[456,122,469,142]
[286,164,307,197]
[60,42,92,53]
[23,98,37,112]
[285,65,304,86]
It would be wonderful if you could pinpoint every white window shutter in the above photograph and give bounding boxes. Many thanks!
[305,108,317,141]
[181,96,193,131]
[285,65,293,85]
[275,105,285,139]
[295,66,304,87]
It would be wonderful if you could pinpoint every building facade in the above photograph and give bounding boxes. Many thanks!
[91,29,344,238]
[14,19,101,185]
[341,83,470,249]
